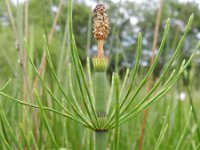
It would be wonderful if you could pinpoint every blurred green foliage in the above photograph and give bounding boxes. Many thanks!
[0,0,200,81]
[0,1,200,149]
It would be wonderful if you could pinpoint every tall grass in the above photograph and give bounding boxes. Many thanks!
[0,0,200,149]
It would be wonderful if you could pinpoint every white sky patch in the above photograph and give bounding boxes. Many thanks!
[82,0,96,9]
[178,0,199,3]
[130,16,138,26]
[196,33,200,39]
[119,7,129,19]
[112,0,200,7]
[51,6,58,13]
[11,0,27,5]
[112,0,127,3]
[111,0,200,4]
[82,0,200,11]
[179,92,186,101]
[178,0,200,8]
[112,0,146,4]
[11,0,200,6]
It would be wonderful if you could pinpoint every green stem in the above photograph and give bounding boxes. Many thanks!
[94,71,107,149]
[95,72,107,117]
[95,131,107,150]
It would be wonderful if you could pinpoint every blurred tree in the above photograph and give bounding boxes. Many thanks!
[0,0,200,81]
[61,2,91,60]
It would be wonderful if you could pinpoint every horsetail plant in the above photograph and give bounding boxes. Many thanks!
[92,4,109,150]
[0,1,200,149]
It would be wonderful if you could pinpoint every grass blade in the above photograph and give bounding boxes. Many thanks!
[0,104,23,150]
[175,107,192,150]
[19,123,31,150]
[34,91,59,149]
[0,134,12,150]
[154,107,170,150]
[30,131,39,150]
[0,79,12,91]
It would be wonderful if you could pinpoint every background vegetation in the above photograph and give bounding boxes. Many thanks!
[0,0,200,149]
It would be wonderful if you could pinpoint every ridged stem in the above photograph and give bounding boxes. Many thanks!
[95,72,107,116]
[94,71,107,150]
[93,3,109,149]
[95,131,107,150]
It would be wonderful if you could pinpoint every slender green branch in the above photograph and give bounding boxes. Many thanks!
[0,104,23,150]
[43,36,92,128]
[71,38,98,128]
[87,57,95,100]
[175,108,192,150]
[119,32,142,109]
[35,91,59,149]
[19,123,31,150]
[29,57,88,123]
[107,60,186,129]
[119,19,170,115]
[119,68,130,98]
[105,32,143,128]
[121,14,193,116]
[0,91,94,129]
[154,106,170,150]
[185,80,200,140]
[0,134,12,150]
[68,0,99,128]
[114,73,120,150]
[107,74,115,114]
[68,63,83,113]
[0,79,12,91]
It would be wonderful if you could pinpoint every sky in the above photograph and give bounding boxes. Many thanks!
[10,0,200,11]
[83,0,200,9]
[11,0,200,5]
[111,0,200,3]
